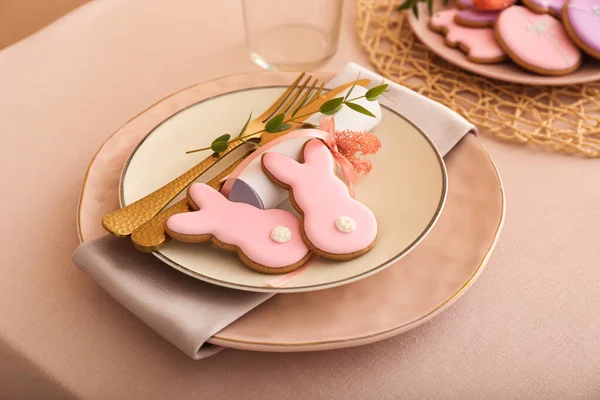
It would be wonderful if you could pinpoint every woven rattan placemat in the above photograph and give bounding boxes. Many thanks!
[356,0,600,157]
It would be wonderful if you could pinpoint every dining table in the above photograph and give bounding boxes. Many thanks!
[0,0,599,399]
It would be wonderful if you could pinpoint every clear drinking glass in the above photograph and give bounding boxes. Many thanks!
[242,0,343,71]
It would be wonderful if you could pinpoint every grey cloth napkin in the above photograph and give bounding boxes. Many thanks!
[73,63,476,359]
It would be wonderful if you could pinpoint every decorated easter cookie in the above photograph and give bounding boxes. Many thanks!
[562,0,600,60]
[455,9,501,27]
[261,139,378,261]
[457,0,475,9]
[473,0,516,10]
[495,6,582,76]
[165,183,311,274]
[522,0,566,17]
[429,9,508,64]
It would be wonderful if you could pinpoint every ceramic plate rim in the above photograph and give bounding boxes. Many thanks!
[407,3,600,86]
[118,85,448,293]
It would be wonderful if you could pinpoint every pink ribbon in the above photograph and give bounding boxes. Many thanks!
[266,255,318,288]
[318,116,359,197]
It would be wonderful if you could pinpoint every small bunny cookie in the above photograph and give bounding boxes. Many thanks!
[429,9,508,64]
[261,138,378,261]
[165,183,311,274]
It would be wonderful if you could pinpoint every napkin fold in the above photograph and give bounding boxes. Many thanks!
[73,63,476,359]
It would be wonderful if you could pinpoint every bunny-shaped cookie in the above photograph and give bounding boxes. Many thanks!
[165,183,311,274]
[261,138,378,260]
[428,9,507,64]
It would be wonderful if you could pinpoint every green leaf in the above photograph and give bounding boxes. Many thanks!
[268,123,292,133]
[427,0,433,15]
[319,97,344,114]
[212,134,230,144]
[265,113,286,133]
[344,74,360,101]
[238,112,252,137]
[396,0,413,10]
[365,84,388,101]
[211,141,228,153]
[321,104,343,115]
[345,102,376,118]
[412,3,419,18]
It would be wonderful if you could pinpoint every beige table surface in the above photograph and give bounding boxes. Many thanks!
[0,0,599,399]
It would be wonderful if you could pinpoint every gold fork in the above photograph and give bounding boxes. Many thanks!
[129,78,372,252]
[102,73,321,237]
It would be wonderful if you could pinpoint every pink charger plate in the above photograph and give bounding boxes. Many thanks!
[408,1,600,85]
[77,71,504,352]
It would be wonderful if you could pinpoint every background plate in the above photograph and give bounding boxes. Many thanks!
[78,71,504,351]
[117,76,447,293]
[407,1,600,86]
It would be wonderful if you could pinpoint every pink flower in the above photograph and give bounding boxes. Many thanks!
[334,130,382,176]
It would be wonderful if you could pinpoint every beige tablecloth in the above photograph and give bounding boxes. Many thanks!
[1,0,599,399]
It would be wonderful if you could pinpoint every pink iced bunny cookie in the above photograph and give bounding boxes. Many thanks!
[428,9,507,63]
[563,0,600,60]
[495,6,582,76]
[165,183,311,274]
[261,139,378,261]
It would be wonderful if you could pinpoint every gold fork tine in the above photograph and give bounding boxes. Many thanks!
[272,75,314,118]
[311,82,325,100]
[285,78,318,118]
[259,79,369,145]
[259,72,305,121]
[292,80,323,116]
[299,79,318,102]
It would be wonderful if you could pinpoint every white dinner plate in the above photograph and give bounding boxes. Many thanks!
[120,83,447,293]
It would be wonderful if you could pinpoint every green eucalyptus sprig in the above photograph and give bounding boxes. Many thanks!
[397,0,448,18]
[186,80,389,156]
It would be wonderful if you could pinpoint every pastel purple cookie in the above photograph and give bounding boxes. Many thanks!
[522,0,566,17]
[457,0,475,9]
[454,8,500,27]
[562,0,600,59]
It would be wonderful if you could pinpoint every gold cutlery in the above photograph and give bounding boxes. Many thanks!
[102,72,318,237]
[103,75,370,238]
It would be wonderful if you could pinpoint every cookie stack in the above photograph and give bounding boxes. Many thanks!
[427,0,600,76]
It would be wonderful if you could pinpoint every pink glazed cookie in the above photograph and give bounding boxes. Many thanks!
[522,0,566,18]
[495,6,582,75]
[563,0,600,60]
[165,183,311,274]
[429,9,507,63]
[261,139,378,261]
